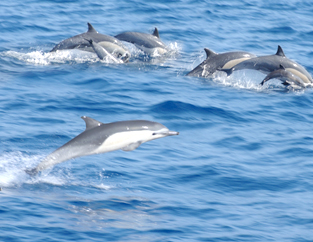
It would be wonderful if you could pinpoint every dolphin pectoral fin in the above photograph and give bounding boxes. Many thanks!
[121,142,142,151]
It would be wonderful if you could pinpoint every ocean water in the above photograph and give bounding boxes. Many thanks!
[1,0,313,241]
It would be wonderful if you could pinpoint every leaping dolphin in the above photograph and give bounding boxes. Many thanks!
[186,48,257,77]
[50,23,130,61]
[115,28,167,55]
[26,116,179,175]
[260,64,307,88]
[220,45,313,84]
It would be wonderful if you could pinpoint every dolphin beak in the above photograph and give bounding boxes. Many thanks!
[153,129,179,136]
[168,131,179,136]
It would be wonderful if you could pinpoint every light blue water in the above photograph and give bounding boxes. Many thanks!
[1,1,313,241]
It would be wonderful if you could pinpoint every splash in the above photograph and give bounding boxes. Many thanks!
[0,151,74,188]
[120,40,181,63]
[0,151,113,190]
[210,70,305,93]
[2,49,119,65]
[0,151,43,187]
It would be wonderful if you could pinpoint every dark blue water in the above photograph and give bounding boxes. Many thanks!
[1,1,313,241]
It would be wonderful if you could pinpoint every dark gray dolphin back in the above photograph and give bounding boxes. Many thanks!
[65,117,169,154]
[50,23,124,52]
[115,28,166,49]
[187,48,256,77]
[78,117,167,148]
[229,46,286,74]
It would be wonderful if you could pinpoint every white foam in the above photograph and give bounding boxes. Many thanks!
[0,151,73,187]
[2,49,121,65]
[211,70,292,92]
[0,151,42,187]
[0,152,114,190]
[167,41,181,54]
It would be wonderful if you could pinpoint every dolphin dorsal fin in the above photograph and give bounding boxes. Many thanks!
[81,116,103,130]
[276,45,285,57]
[153,28,160,38]
[204,48,217,58]
[87,23,97,33]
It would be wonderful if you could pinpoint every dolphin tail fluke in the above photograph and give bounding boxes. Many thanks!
[25,168,38,176]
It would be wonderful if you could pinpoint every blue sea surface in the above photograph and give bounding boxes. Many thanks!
[1,0,313,241]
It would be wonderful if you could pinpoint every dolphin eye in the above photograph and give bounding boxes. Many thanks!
[152,133,157,135]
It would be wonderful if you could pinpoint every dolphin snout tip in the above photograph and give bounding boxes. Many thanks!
[168,131,179,136]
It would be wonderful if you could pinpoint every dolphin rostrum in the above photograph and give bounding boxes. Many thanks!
[260,64,307,88]
[220,45,313,84]
[115,28,167,55]
[186,48,257,77]
[50,23,130,61]
[26,116,179,175]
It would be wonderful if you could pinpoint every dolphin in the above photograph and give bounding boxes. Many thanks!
[50,23,130,61]
[26,116,179,175]
[220,45,313,84]
[85,39,123,63]
[186,48,257,77]
[260,64,307,88]
[115,28,167,55]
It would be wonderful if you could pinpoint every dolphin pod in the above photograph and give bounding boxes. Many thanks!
[50,23,130,62]
[49,23,312,89]
[50,23,167,59]
[26,116,179,175]
[23,24,313,177]
[218,45,313,87]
